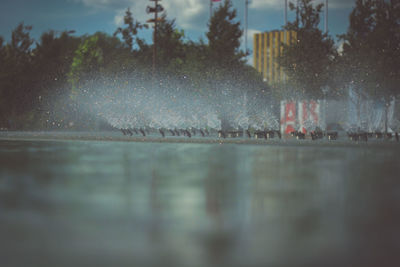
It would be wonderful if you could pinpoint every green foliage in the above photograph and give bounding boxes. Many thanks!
[113,8,147,50]
[68,34,103,96]
[339,0,400,101]
[34,31,81,90]
[288,0,323,30]
[30,31,81,128]
[206,0,245,66]
[0,4,268,130]
[156,15,186,73]
[204,0,269,124]
[0,23,35,128]
[68,32,136,95]
[278,0,337,99]
[10,23,34,55]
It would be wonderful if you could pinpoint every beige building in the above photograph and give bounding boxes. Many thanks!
[253,30,297,84]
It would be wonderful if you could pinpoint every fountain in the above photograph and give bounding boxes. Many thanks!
[68,74,400,143]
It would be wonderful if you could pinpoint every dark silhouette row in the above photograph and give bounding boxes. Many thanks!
[120,127,399,142]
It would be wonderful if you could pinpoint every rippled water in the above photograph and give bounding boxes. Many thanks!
[0,139,399,267]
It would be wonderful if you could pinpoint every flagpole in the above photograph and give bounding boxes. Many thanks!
[284,0,287,26]
[245,0,248,53]
[210,0,212,20]
[324,0,328,33]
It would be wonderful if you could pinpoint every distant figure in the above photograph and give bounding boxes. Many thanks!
[254,131,265,139]
[276,130,282,139]
[327,132,338,140]
[360,133,368,142]
[227,131,237,138]
[311,131,317,140]
[290,130,305,140]
[266,130,274,139]
[348,132,359,141]
[159,129,165,138]
[310,128,323,140]
[296,132,305,140]
[375,132,383,139]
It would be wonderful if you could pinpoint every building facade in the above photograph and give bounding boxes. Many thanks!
[253,31,297,84]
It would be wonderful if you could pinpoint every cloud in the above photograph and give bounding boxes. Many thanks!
[76,0,208,31]
[74,0,355,46]
[250,0,282,10]
[245,28,260,49]
[313,0,356,9]
[243,28,260,65]
[327,0,356,9]
[76,0,133,9]
[250,0,355,11]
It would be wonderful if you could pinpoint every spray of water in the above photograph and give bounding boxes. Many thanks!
[75,74,278,133]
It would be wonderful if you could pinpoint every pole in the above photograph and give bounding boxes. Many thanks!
[284,0,287,26]
[153,0,158,81]
[325,0,328,33]
[385,102,388,136]
[245,0,248,52]
[243,91,247,138]
[210,0,212,20]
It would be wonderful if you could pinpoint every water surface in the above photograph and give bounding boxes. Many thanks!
[0,139,399,267]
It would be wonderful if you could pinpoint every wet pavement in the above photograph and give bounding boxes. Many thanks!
[0,134,399,267]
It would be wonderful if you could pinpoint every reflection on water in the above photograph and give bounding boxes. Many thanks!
[0,140,399,267]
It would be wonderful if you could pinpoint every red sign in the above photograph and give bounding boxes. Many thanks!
[285,102,296,122]
[282,101,296,134]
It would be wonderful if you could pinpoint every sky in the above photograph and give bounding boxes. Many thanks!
[0,0,356,62]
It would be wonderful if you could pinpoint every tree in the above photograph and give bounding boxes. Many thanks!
[204,0,272,129]
[34,30,80,85]
[68,32,140,92]
[66,32,144,129]
[113,8,147,51]
[155,14,186,74]
[30,30,81,129]
[206,0,245,67]
[278,0,337,99]
[339,0,400,132]
[67,34,104,96]
[340,0,400,99]
[0,23,36,128]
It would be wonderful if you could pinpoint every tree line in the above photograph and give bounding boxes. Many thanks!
[0,0,266,130]
[279,0,400,114]
[0,0,399,130]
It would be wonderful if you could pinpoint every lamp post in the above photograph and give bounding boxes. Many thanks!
[284,0,287,26]
[146,0,164,80]
[324,0,328,33]
[245,0,249,53]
